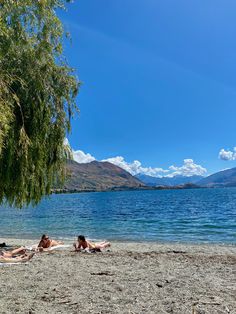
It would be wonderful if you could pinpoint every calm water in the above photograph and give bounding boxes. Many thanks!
[0,188,236,244]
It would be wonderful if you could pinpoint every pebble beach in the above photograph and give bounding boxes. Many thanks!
[0,238,235,314]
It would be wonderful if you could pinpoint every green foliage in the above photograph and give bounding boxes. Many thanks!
[0,0,79,207]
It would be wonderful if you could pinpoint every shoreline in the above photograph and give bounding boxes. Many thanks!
[52,184,203,195]
[1,239,235,313]
[1,236,235,248]
[1,238,236,258]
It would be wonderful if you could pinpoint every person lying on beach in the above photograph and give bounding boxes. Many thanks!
[0,246,26,258]
[38,234,63,251]
[73,235,111,252]
[0,252,35,263]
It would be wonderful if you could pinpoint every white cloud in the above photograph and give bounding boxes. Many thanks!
[104,157,206,177]
[73,150,96,164]
[102,156,169,177]
[66,139,207,177]
[64,138,96,164]
[63,138,70,146]
[219,147,236,161]
[166,159,207,177]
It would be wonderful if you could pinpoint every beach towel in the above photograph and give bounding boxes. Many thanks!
[0,261,29,266]
[0,258,29,265]
[26,244,70,251]
[47,244,71,251]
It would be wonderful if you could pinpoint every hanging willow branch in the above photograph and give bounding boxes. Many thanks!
[0,0,80,207]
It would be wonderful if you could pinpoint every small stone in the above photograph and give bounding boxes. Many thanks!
[156,283,163,288]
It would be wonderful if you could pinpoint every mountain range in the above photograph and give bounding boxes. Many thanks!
[57,161,236,193]
[136,168,236,188]
[60,160,144,192]
[135,174,204,186]
[197,167,236,187]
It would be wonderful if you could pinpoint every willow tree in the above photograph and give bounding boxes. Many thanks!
[0,0,79,207]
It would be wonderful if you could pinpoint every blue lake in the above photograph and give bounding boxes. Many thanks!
[0,188,236,244]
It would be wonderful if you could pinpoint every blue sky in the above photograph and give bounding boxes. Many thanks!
[59,0,236,177]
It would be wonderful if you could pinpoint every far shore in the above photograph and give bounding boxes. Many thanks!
[0,238,235,314]
[52,184,204,195]
[52,184,236,195]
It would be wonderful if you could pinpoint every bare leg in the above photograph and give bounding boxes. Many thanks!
[10,246,26,256]
[50,240,64,247]
[1,246,26,257]
[1,251,12,258]
[95,242,111,249]
[0,253,34,263]
[19,253,35,261]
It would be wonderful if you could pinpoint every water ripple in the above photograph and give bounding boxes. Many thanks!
[0,188,235,244]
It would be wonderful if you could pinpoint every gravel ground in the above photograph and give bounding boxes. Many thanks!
[0,239,235,314]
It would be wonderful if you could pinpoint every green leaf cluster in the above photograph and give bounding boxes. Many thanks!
[0,0,79,207]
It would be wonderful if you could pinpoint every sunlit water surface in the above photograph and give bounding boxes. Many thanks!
[0,188,235,244]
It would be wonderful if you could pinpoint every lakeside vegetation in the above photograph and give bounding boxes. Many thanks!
[0,1,79,207]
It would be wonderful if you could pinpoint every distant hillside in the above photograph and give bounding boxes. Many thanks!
[60,160,145,192]
[136,174,204,186]
[197,167,236,187]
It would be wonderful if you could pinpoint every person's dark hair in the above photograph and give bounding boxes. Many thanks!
[78,235,85,242]
[41,234,48,240]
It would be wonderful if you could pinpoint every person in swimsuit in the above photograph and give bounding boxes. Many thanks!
[0,252,35,263]
[73,235,111,252]
[0,246,26,258]
[38,234,63,251]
